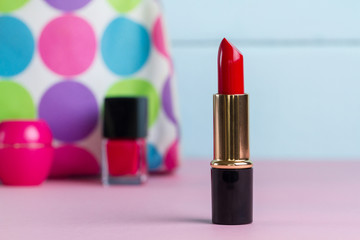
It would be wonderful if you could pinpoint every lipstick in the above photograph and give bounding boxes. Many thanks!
[218,38,244,94]
[211,38,252,225]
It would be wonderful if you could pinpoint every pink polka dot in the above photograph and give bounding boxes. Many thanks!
[39,15,96,76]
[152,15,169,58]
[164,139,179,171]
[49,145,99,178]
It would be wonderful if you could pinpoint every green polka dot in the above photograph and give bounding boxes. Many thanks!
[106,79,160,127]
[0,0,29,12]
[107,0,142,13]
[0,81,36,121]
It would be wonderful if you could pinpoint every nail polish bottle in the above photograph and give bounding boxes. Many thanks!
[102,97,148,185]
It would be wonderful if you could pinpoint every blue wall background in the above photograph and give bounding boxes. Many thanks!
[163,0,360,159]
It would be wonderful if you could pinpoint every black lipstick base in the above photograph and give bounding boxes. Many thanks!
[211,167,253,225]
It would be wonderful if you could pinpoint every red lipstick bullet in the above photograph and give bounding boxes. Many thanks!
[218,38,244,95]
[211,38,253,225]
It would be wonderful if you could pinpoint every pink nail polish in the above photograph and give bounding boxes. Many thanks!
[102,97,148,185]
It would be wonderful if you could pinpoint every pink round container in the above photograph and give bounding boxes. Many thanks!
[0,120,54,186]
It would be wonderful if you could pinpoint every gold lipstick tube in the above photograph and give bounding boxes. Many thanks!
[211,93,253,225]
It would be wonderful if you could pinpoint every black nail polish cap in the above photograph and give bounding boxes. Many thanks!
[103,97,148,139]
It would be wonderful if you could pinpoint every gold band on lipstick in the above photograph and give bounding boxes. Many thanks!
[211,94,252,169]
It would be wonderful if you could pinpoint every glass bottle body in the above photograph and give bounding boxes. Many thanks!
[102,138,147,185]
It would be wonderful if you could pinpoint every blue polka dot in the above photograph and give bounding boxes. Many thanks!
[147,144,162,170]
[101,17,150,76]
[0,16,34,77]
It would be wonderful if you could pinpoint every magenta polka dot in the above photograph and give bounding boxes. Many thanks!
[45,0,91,11]
[39,81,99,142]
[164,139,179,171]
[152,15,169,58]
[49,145,99,178]
[39,15,96,76]
[162,75,177,125]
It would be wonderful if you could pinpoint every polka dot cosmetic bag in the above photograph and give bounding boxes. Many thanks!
[0,0,180,176]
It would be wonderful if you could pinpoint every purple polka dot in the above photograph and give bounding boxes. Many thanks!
[162,75,177,124]
[45,0,91,11]
[39,81,98,142]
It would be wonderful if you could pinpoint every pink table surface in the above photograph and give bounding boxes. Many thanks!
[1,160,360,240]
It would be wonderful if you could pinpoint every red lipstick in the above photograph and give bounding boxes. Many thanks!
[211,38,253,225]
[218,38,244,94]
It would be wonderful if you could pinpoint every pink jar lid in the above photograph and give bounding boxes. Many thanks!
[0,120,53,145]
